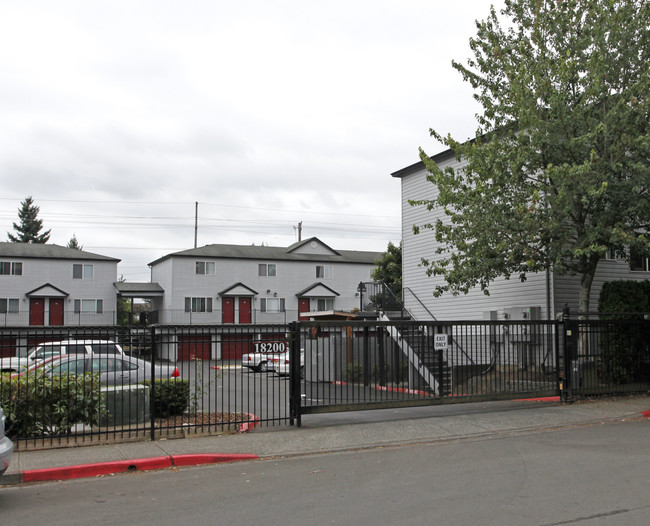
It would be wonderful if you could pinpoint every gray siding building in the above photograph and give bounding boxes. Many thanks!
[393,149,650,321]
[148,237,381,325]
[0,243,120,327]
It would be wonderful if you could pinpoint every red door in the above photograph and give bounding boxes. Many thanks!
[239,297,252,324]
[178,334,212,361]
[49,298,64,326]
[298,298,310,321]
[222,297,235,323]
[29,298,45,326]
[221,334,253,360]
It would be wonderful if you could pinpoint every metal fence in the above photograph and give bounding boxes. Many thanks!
[1,316,648,448]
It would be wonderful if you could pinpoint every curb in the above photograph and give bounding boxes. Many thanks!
[9,453,258,485]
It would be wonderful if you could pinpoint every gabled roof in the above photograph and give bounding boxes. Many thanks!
[286,237,340,256]
[295,282,340,297]
[218,282,258,296]
[0,242,120,262]
[149,237,381,266]
[26,283,69,297]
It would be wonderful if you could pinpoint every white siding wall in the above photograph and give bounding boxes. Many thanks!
[0,257,118,324]
[401,161,650,320]
[155,256,375,321]
[554,258,650,313]
[401,161,551,321]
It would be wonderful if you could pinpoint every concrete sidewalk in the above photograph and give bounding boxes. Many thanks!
[3,395,649,486]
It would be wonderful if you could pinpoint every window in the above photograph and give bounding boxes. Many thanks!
[73,299,104,313]
[260,298,285,313]
[630,243,650,272]
[0,298,19,314]
[50,359,87,376]
[630,255,650,272]
[91,357,138,373]
[72,264,94,279]
[196,261,216,275]
[316,265,333,278]
[32,345,62,361]
[258,263,277,277]
[184,297,213,313]
[317,298,334,311]
[0,262,22,275]
[90,343,121,354]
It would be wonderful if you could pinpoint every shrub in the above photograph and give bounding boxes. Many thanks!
[0,371,102,438]
[598,281,650,385]
[145,379,189,418]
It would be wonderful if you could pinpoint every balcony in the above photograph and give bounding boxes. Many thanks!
[0,310,119,327]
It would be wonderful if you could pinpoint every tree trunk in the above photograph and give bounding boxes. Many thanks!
[579,263,598,316]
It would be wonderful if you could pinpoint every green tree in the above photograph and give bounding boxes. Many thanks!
[66,234,83,250]
[415,0,650,313]
[7,196,51,244]
[372,241,402,300]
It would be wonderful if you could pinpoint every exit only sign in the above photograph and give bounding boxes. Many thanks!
[434,334,450,349]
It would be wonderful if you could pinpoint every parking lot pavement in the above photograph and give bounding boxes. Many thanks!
[2,395,649,486]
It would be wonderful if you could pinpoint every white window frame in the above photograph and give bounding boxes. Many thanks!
[260,298,285,313]
[184,297,213,313]
[317,298,334,311]
[0,298,19,314]
[258,263,277,277]
[74,299,104,314]
[0,262,22,276]
[196,261,216,275]
[316,265,333,278]
[73,263,94,279]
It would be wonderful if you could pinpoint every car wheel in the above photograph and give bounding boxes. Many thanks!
[259,361,268,372]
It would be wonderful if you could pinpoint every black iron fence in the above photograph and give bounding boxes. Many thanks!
[0,316,648,448]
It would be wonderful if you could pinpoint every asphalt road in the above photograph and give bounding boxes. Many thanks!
[2,418,649,525]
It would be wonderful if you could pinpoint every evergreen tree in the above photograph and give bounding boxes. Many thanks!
[7,196,51,244]
[67,234,83,250]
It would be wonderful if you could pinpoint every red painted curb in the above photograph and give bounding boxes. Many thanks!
[171,454,258,467]
[641,410,650,418]
[22,456,173,482]
[21,453,259,483]
[375,385,434,397]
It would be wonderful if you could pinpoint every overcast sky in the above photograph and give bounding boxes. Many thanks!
[0,0,502,281]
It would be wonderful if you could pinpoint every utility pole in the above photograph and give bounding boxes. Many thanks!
[298,221,302,242]
[194,201,198,248]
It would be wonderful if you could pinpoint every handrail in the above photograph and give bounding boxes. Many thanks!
[402,287,438,321]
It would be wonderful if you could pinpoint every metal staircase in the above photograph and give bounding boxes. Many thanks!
[363,282,451,396]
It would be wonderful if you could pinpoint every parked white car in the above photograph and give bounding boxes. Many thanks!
[0,405,13,477]
[241,341,289,372]
[275,350,305,379]
[0,340,125,373]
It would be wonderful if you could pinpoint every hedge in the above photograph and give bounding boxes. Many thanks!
[0,371,103,438]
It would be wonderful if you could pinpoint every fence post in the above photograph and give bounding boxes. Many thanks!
[562,320,574,402]
[288,321,301,427]
[149,325,157,441]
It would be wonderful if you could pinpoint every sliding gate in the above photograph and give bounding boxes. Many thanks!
[289,319,562,425]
